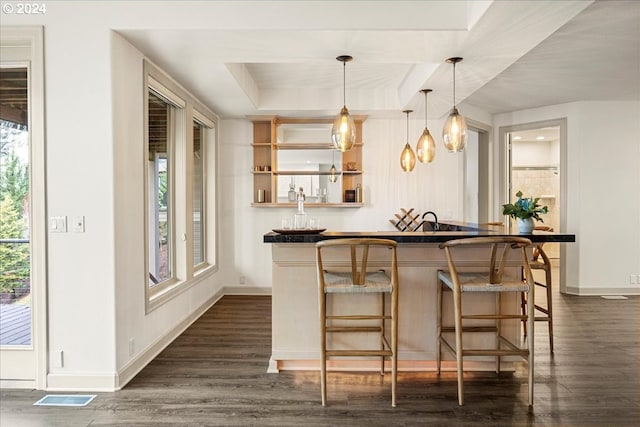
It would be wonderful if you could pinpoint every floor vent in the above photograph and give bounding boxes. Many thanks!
[33,395,96,407]
[600,295,628,300]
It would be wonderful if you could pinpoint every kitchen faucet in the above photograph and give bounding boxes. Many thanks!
[422,211,440,231]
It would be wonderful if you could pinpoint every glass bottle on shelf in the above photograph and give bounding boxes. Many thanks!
[294,187,308,229]
[288,181,297,202]
[355,183,362,203]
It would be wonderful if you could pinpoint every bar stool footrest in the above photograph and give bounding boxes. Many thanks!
[326,349,393,357]
[326,326,383,333]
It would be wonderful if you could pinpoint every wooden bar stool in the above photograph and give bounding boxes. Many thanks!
[316,238,399,407]
[521,226,554,352]
[436,236,535,408]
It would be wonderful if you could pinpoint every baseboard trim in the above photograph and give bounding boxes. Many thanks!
[47,373,118,392]
[114,288,225,391]
[223,285,271,296]
[0,379,36,389]
[564,286,640,296]
[270,359,514,373]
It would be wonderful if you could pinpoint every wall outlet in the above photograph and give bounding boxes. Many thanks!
[631,275,639,285]
[129,338,135,356]
[239,276,246,284]
[72,215,85,233]
[51,350,64,368]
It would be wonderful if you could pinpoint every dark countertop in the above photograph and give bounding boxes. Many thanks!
[263,221,576,244]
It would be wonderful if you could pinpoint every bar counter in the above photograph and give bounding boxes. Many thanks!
[263,223,575,373]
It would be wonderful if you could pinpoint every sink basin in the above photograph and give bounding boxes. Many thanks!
[422,221,488,232]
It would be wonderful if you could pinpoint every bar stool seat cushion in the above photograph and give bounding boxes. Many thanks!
[323,270,392,293]
[438,271,530,293]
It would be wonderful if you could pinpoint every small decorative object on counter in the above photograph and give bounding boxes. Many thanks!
[355,183,362,203]
[294,187,308,229]
[502,190,548,233]
[389,208,421,231]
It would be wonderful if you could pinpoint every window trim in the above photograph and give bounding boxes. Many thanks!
[191,119,207,272]
[143,60,218,313]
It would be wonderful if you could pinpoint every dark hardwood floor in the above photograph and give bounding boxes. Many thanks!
[1,288,639,426]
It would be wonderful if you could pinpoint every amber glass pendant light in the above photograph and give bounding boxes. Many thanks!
[400,110,416,172]
[416,89,436,163]
[329,150,337,183]
[442,57,468,152]
[331,55,356,152]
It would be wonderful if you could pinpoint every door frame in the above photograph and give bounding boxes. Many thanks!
[0,26,47,389]
[499,118,568,292]
[463,118,492,223]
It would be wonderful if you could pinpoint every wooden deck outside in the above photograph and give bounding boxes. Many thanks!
[0,303,31,345]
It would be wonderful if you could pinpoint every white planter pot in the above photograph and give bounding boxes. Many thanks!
[517,217,535,233]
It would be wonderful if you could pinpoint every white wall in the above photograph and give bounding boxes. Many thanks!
[38,23,117,389]
[220,115,467,289]
[495,101,640,294]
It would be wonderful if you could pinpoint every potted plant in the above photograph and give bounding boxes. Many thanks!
[502,191,548,233]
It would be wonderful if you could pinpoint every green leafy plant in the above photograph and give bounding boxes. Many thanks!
[0,195,30,293]
[502,191,548,222]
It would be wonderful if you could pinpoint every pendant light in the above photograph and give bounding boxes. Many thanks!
[442,57,468,152]
[400,110,416,172]
[331,55,356,152]
[329,150,337,183]
[416,89,436,163]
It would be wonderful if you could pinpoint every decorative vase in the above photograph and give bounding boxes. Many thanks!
[517,217,535,233]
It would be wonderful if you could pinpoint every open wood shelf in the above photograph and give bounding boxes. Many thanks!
[251,116,365,206]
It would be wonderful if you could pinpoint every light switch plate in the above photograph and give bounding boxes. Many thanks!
[50,216,67,233]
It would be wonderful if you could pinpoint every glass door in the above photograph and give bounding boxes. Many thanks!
[0,65,35,381]
[1,27,46,388]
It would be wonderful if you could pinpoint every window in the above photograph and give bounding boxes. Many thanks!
[147,90,176,286]
[144,61,218,310]
[192,120,205,268]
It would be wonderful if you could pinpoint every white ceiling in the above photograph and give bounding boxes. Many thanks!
[512,127,560,143]
[118,0,640,120]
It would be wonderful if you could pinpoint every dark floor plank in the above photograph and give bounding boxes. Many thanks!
[1,291,639,426]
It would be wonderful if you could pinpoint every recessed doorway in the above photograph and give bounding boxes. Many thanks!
[510,126,561,258]
[500,118,568,294]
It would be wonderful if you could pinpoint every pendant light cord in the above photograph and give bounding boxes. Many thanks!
[424,91,428,125]
[342,61,346,107]
[452,62,456,108]
[406,111,410,143]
